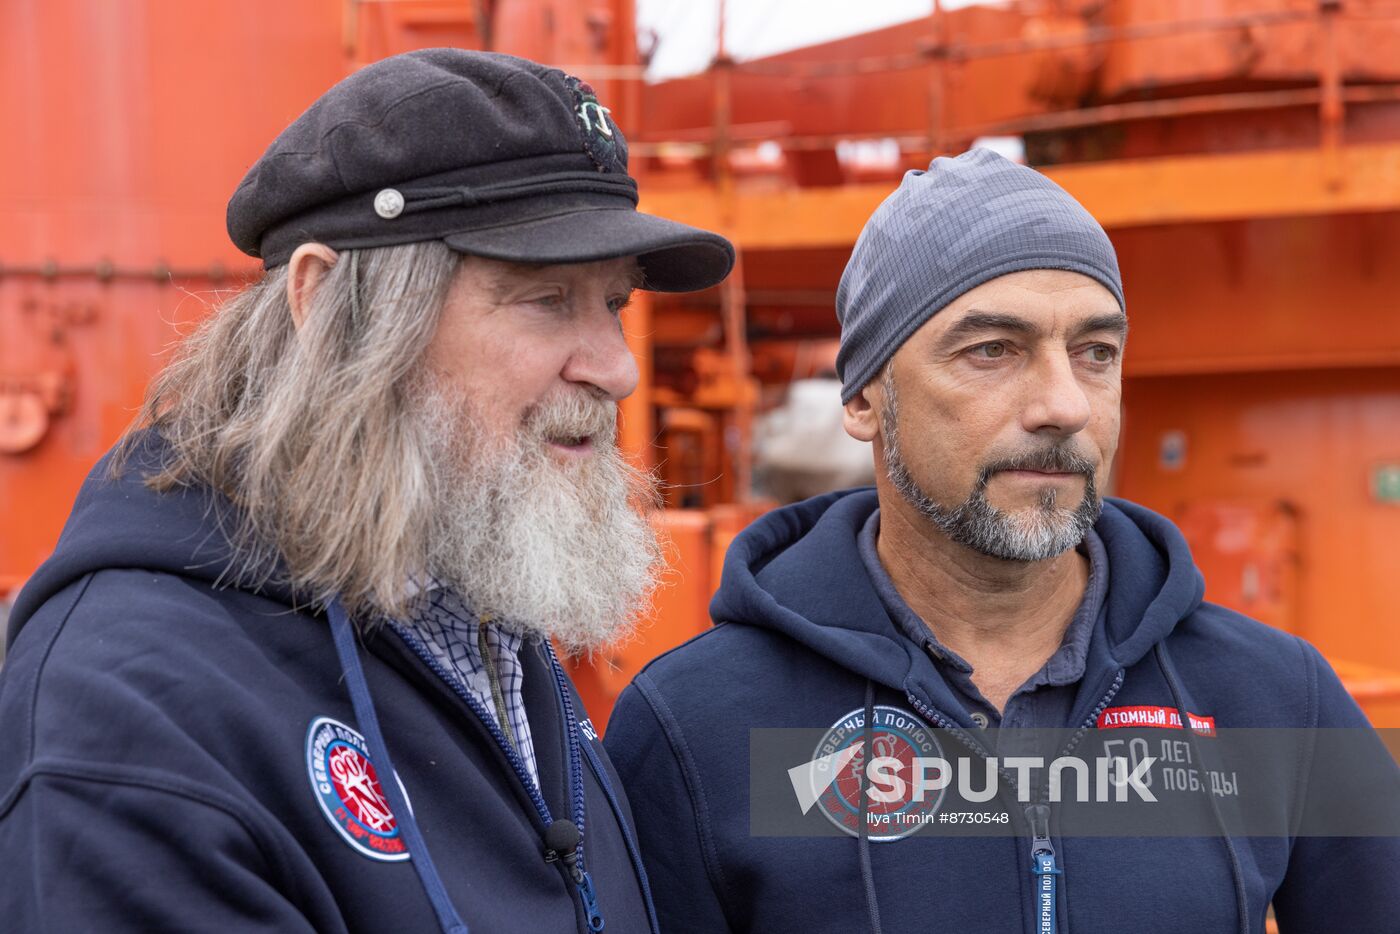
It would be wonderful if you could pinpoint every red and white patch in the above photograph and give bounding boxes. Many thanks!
[1097,705,1216,736]
[796,705,945,842]
[306,716,409,861]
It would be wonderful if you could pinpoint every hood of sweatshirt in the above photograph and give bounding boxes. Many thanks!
[708,487,1207,729]
[7,430,292,650]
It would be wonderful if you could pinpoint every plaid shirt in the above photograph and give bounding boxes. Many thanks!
[407,588,540,789]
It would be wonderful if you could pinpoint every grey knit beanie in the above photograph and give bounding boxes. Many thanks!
[835,148,1124,403]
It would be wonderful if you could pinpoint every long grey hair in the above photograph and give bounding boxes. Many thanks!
[117,242,460,620]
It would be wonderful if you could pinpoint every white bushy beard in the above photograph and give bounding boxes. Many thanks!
[409,380,663,656]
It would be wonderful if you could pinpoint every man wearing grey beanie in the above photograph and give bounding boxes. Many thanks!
[606,148,1400,933]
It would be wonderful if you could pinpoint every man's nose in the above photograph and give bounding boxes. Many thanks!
[561,304,640,402]
[1020,351,1092,437]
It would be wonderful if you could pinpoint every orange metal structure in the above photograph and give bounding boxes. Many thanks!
[1,0,344,595]
[3,1,1400,725]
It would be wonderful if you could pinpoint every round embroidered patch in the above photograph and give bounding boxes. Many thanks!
[810,705,945,841]
[305,716,409,861]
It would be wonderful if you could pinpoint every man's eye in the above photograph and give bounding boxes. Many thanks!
[608,294,633,315]
[973,341,1007,359]
[1088,344,1117,363]
[530,294,564,309]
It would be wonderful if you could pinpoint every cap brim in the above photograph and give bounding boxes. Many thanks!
[441,208,734,292]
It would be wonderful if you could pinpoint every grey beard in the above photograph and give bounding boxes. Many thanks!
[880,370,1101,562]
[409,383,663,656]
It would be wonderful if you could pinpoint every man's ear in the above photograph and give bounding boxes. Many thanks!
[843,374,883,443]
[286,243,339,331]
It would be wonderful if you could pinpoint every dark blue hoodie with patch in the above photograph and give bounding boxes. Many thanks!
[604,489,1400,933]
[0,433,659,934]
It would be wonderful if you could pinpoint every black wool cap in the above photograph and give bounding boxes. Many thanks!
[227,49,734,292]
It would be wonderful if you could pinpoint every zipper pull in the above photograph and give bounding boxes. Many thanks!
[1025,805,1061,934]
[1026,804,1054,858]
[577,869,605,932]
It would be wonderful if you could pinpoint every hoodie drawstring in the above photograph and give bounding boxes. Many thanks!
[328,599,470,934]
[1155,642,1249,934]
[858,680,885,934]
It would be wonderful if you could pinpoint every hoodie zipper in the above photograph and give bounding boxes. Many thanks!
[1026,803,1060,934]
[392,625,603,932]
[542,640,606,933]
[1022,669,1126,934]
[905,667,1125,934]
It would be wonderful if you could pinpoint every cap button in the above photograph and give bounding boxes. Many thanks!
[374,188,405,220]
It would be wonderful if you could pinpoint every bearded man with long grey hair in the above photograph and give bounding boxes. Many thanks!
[139,238,660,656]
[0,50,733,933]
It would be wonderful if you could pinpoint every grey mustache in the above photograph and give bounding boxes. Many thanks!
[981,446,1096,481]
[527,396,617,441]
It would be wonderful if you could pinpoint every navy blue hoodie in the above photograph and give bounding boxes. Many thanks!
[0,433,658,934]
[604,489,1400,933]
